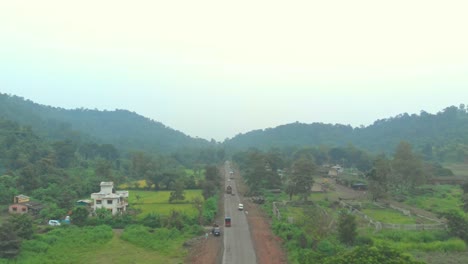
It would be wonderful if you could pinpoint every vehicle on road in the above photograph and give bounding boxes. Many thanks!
[226,185,232,194]
[238,203,244,210]
[212,227,221,236]
[225,216,231,227]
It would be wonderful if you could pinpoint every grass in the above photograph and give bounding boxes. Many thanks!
[405,185,463,215]
[361,208,420,224]
[129,190,203,218]
[3,225,187,264]
[367,230,466,252]
[81,233,186,264]
[445,163,468,178]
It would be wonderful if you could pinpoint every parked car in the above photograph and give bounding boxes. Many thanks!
[238,203,244,210]
[212,227,221,236]
[48,220,61,226]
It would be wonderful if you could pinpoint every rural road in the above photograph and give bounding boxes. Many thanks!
[222,161,257,264]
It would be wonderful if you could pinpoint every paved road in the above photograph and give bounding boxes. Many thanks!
[222,161,257,264]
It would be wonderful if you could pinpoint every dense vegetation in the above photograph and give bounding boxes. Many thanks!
[2,93,468,263]
[233,144,468,264]
[0,94,224,261]
[0,93,215,155]
[226,104,468,163]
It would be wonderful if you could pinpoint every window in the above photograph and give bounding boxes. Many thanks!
[96,200,102,204]
[12,207,17,211]
[22,207,27,212]
[107,200,113,205]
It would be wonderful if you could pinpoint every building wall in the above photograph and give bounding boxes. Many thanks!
[9,204,28,214]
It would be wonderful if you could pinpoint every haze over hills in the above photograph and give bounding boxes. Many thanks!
[0,93,212,154]
[1,93,467,161]
[226,105,468,161]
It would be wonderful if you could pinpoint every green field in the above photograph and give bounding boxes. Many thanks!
[405,185,463,215]
[368,229,466,253]
[445,163,468,178]
[2,225,188,264]
[129,190,203,218]
[361,208,420,224]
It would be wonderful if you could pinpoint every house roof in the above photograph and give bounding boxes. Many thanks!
[77,199,92,204]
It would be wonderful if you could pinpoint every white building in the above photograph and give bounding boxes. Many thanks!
[91,182,129,215]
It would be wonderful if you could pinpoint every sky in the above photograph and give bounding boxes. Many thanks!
[1,0,467,141]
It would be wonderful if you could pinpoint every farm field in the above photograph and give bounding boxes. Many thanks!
[129,190,203,218]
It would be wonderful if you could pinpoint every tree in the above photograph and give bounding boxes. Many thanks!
[289,157,315,201]
[201,180,217,200]
[462,182,468,212]
[367,155,391,201]
[8,213,34,240]
[71,206,90,226]
[192,197,204,225]
[169,180,185,203]
[442,210,468,242]
[0,223,21,259]
[323,245,425,264]
[205,165,220,182]
[337,210,357,245]
[95,159,113,181]
[298,205,334,242]
[52,140,77,168]
[391,141,425,192]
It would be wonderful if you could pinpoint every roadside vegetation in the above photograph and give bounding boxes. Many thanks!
[234,142,468,264]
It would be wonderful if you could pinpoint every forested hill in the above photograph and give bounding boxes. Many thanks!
[0,93,211,153]
[225,105,468,162]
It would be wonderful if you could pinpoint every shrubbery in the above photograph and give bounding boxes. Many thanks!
[12,225,113,263]
[121,224,196,255]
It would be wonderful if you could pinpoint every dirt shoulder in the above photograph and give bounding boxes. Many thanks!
[236,170,288,264]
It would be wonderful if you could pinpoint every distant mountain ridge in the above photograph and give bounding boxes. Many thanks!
[1,93,467,161]
[224,105,468,161]
[0,93,211,153]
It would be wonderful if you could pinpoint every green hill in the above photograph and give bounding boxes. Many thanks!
[0,93,212,154]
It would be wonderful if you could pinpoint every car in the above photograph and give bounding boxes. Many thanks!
[238,203,244,210]
[48,220,61,226]
[212,227,221,236]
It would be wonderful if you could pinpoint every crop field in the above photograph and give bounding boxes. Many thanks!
[129,190,203,218]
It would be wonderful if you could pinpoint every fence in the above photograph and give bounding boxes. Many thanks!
[272,202,281,220]
[339,201,447,231]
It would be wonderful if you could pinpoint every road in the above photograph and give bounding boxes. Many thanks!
[222,161,257,264]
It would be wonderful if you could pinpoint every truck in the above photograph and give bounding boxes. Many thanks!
[226,185,232,194]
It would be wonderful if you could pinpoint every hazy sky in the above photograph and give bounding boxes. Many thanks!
[1,1,467,141]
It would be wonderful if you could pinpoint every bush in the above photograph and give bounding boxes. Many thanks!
[323,245,425,264]
[121,224,187,254]
[316,238,343,256]
[355,236,374,246]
